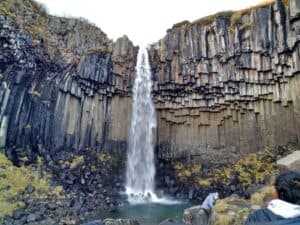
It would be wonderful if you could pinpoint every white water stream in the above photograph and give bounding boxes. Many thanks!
[125,47,177,205]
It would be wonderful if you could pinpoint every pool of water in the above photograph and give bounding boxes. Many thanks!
[93,203,192,225]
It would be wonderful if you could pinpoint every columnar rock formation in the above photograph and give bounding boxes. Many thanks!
[1,0,300,164]
[0,0,138,157]
[149,0,300,160]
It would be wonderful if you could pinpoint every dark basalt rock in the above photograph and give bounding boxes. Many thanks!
[82,221,104,225]
[149,0,300,161]
[0,1,136,222]
[159,218,186,225]
[103,218,140,225]
[0,11,138,155]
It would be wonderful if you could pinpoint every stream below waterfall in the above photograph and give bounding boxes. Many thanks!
[91,202,192,225]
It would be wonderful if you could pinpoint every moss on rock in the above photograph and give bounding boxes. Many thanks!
[0,153,63,218]
[169,146,294,200]
[212,185,278,225]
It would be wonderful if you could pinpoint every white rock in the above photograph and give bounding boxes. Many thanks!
[277,151,300,172]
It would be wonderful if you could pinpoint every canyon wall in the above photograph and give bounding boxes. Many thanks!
[149,0,300,160]
[0,0,138,158]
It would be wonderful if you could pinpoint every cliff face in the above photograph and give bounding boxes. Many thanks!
[0,0,138,159]
[149,0,300,160]
[1,0,300,164]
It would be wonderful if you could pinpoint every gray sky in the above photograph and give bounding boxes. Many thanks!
[36,0,264,45]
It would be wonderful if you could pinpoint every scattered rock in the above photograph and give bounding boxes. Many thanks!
[27,213,40,223]
[183,206,211,225]
[25,184,35,194]
[277,151,300,172]
[159,218,185,225]
[12,208,25,220]
[82,220,104,225]
[103,218,140,225]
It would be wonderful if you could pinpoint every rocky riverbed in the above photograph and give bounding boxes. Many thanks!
[0,149,127,225]
[1,145,298,225]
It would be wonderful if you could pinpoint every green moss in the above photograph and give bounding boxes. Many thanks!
[98,152,118,166]
[69,155,85,168]
[213,198,251,225]
[172,147,294,191]
[0,0,51,52]
[213,185,278,225]
[214,214,236,225]
[28,90,41,97]
[174,162,194,182]
[214,199,231,213]
[210,148,293,189]
[173,162,210,185]
[213,197,252,225]
[0,153,63,218]
[250,185,276,206]
[233,150,278,188]
[87,46,109,55]
[0,201,25,218]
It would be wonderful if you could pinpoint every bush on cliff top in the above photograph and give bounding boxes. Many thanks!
[0,153,63,218]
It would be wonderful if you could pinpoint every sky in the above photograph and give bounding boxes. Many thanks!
[36,0,265,45]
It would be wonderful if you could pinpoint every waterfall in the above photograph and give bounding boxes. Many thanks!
[125,46,179,205]
[125,46,157,204]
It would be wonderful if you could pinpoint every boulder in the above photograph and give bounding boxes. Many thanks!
[82,220,104,225]
[159,218,185,225]
[103,218,140,225]
[277,151,300,172]
[212,197,252,225]
[183,206,211,225]
[182,186,276,225]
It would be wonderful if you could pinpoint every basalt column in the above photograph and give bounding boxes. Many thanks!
[149,0,300,161]
[0,3,138,157]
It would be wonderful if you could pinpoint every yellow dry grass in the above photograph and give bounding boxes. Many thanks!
[0,153,62,217]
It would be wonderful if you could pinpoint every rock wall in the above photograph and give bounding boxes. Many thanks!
[149,0,300,160]
[1,0,300,164]
[0,0,138,158]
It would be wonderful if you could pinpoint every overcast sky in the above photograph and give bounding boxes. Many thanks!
[36,0,264,45]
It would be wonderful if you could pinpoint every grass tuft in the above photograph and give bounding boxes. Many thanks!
[0,153,63,217]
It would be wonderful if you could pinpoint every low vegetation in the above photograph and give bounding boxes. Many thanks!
[0,153,63,218]
[173,147,293,192]
[0,0,50,45]
[213,185,276,225]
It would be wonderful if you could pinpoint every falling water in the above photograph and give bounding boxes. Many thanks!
[125,46,157,204]
[125,47,179,205]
